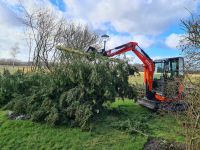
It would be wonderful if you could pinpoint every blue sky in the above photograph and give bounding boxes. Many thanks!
[0,0,200,63]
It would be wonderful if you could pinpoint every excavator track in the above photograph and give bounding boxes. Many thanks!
[138,98,158,110]
[138,98,187,111]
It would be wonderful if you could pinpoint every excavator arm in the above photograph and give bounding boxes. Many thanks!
[104,42,155,98]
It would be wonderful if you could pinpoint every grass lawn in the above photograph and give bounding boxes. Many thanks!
[0,99,184,150]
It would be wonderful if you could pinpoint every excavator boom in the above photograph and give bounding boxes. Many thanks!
[103,42,184,110]
[105,42,154,96]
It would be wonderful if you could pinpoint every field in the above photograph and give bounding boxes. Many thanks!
[129,73,144,85]
[129,72,200,85]
[0,99,184,150]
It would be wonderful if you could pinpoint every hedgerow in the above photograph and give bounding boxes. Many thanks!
[0,52,137,129]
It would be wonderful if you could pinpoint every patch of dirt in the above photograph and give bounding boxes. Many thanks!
[143,137,186,150]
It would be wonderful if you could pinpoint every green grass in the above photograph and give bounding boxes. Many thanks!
[0,99,184,150]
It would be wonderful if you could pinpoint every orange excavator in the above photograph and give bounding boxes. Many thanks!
[88,42,185,110]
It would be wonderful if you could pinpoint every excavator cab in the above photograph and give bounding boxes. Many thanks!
[153,57,184,99]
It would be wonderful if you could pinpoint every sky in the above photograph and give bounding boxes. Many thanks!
[0,0,200,63]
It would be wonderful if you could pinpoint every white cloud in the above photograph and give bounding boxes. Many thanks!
[104,33,154,50]
[110,52,142,64]
[0,0,65,61]
[133,35,154,49]
[64,0,199,35]
[165,33,184,49]
[105,34,154,64]
[106,34,132,49]
[0,1,26,60]
[151,56,165,60]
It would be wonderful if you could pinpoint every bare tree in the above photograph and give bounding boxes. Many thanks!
[24,31,33,67]
[178,13,200,150]
[21,7,65,70]
[17,3,101,71]
[180,14,200,72]
[61,22,101,50]
[10,43,20,68]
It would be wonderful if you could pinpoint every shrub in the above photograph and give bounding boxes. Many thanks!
[0,52,138,129]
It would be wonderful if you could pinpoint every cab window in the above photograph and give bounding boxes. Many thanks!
[154,62,164,79]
